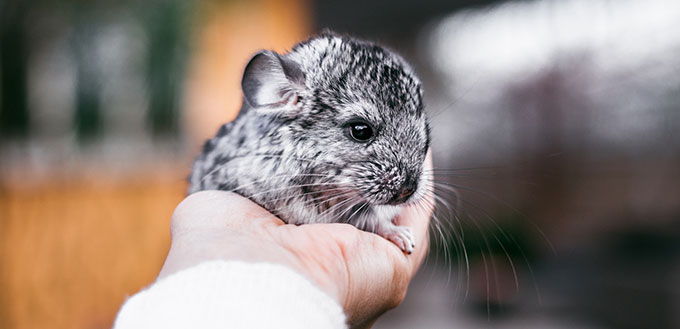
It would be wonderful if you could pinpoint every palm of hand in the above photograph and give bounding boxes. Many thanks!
[159,155,432,328]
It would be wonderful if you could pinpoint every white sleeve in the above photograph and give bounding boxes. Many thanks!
[114,261,347,329]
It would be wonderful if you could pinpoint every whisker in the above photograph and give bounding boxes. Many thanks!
[448,192,531,299]
[465,210,505,312]
[481,252,491,321]
[214,152,321,163]
[267,190,356,219]
[317,195,361,222]
[332,198,364,224]
[346,202,368,229]
[432,180,555,254]
[426,189,471,302]
[425,165,507,172]
[200,166,333,187]
[224,173,335,196]
[243,181,339,200]
[264,186,348,205]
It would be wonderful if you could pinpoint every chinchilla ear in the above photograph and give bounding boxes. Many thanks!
[241,50,305,110]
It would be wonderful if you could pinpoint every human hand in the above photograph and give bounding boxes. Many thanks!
[158,153,433,328]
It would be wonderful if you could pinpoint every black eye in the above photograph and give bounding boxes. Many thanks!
[347,121,374,142]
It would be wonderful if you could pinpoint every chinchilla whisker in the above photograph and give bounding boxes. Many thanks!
[330,197,363,221]
[483,228,520,293]
[423,187,471,301]
[432,180,554,254]
[317,195,360,222]
[434,193,464,239]
[429,180,461,196]
[196,169,330,199]
[223,173,335,192]
[425,165,505,172]
[416,191,470,303]
[426,73,484,119]
[244,182,340,200]
[455,222,471,302]
[430,190,455,217]
[412,196,451,261]
[412,195,446,242]
[317,189,355,203]
[457,198,532,296]
[480,251,491,319]
[441,181,546,275]
[315,197,350,220]
[448,223,469,303]
[265,187,349,208]
[346,202,368,229]
[198,165,228,185]
[328,196,364,225]
[248,186,352,216]
[200,165,333,185]
[451,184,555,253]
[217,153,321,164]
[368,213,378,235]
[453,194,530,299]
[425,168,499,174]
[417,193,462,292]
[325,199,362,225]
[227,180,334,202]
[421,186,460,233]
[465,210,509,305]
[427,184,520,299]
[316,195,359,220]
[422,188,456,226]
[268,190,355,216]
[426,172,502,180]
[434,215,464,301]
[426,170,539,187]
[304,190,356,213]
[272,185,346,201]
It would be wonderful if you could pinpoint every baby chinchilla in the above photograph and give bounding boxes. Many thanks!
[189,32,430,254]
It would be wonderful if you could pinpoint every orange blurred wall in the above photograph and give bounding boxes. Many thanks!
[185,0,311,149]
[0,0,311,328]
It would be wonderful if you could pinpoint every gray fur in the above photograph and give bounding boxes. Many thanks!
[189,32,430,253]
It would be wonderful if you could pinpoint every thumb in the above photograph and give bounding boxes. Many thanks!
[170,191,279,238]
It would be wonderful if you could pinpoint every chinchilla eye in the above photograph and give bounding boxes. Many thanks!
[347,121,374,142]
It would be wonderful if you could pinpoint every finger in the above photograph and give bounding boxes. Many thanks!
[394,149,434,270]
[171,190,281,237]
[161,191,289,280]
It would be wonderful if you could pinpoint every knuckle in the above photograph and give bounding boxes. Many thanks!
[170,190,243,234]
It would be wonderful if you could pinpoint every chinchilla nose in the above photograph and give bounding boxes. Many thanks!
[389,182,416,205]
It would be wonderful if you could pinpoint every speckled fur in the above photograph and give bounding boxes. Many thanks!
[189,32,430,252]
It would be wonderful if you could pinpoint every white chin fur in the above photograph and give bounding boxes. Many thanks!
[351,204,402,234]
[373,204,402,222]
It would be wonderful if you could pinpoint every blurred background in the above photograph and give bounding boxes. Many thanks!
[1,0,678,328]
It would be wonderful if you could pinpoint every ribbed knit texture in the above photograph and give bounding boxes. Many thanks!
[114,261,347,329]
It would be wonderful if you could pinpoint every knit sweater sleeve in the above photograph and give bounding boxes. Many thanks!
[114,261,347,329]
